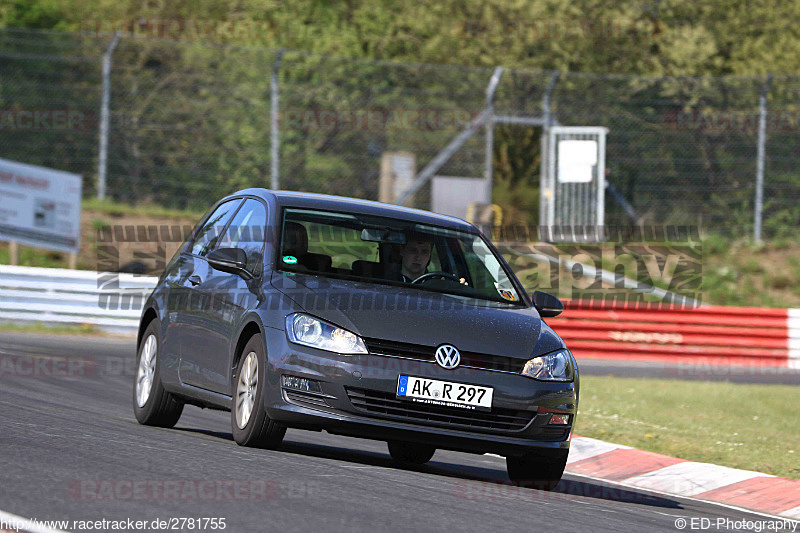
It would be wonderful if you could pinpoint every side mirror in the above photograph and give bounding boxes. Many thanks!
[531,290,564,317]
[207,247,251,278]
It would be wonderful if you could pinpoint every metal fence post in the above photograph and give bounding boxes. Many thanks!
[539,71,560,232]
[395,68,502,207]
[754,73,773,242]
[484,67,504,205]
[270,49,284,190]
[97,33,120,200]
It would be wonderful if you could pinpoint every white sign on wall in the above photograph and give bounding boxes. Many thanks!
[557,139,598,183]
[0,157,82,253]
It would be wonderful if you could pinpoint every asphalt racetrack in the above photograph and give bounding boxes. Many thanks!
[1,332,795,532]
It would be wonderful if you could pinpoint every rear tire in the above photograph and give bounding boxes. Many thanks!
[506,451,568,491]
[133,320,184,427]
[387,441,436,465]
[231,334,286,449]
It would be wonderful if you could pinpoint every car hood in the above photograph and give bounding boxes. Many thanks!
[270,272,564,359]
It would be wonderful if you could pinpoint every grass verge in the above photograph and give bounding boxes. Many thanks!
[0,244,82,269]
[576,375,799,479]
[0,322,102,336]
[504,235,800,308]
[82,197,205,219]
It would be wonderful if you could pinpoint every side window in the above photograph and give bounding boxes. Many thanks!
[217,198,268,273]
[189,199,242,257]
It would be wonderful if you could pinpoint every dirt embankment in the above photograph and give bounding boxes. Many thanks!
[0,209,200,275]
[83,209,200,275]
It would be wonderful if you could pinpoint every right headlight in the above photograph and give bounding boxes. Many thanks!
[521,349,574,381]
[285,313,368,355]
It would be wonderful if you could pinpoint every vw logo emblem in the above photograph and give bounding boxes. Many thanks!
[435,344,461,369]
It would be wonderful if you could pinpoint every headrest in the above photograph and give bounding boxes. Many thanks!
[351,260,382,277]
[283,221,308,255]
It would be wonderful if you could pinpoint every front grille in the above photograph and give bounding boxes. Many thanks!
[364,338,525,373]
[346,387,534,433]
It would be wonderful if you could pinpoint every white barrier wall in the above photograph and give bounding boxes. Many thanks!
[0,265,157,332]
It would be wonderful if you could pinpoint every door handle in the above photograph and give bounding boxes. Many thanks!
[188,275,202,286]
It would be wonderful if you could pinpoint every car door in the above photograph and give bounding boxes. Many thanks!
[179,197,268,395]
[166,198,242,385]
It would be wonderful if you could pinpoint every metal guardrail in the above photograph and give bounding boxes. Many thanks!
[0,265,157,332]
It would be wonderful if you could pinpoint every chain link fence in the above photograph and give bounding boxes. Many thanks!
[1,27,797,240]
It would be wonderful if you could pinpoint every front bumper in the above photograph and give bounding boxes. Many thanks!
[262,327,577,457]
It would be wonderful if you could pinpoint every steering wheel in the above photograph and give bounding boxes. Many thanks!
[412,271,462,284]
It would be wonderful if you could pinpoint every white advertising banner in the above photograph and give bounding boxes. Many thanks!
[0,157,82,253]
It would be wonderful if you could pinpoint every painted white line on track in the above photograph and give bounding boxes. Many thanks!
[781,506,800,521]
[0,509,67,533]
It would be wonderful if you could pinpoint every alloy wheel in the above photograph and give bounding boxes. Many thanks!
[136,334,157,407]
[236,351,259,429]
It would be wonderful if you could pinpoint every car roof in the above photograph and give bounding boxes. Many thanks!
[230,188,478,232]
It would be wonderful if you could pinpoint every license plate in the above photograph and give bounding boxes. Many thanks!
[396,375,493,411]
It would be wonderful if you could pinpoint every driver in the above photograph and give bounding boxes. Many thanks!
[398,232,433,282]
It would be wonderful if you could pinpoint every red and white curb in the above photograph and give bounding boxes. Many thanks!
[566,436,800,520]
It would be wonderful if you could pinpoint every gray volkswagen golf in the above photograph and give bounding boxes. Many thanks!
[134,189,578,489]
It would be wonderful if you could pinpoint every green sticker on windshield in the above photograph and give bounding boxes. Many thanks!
[282,255,297,264]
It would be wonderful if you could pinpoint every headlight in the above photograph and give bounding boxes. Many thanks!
[521,350,574,381]
[285,313,368,354]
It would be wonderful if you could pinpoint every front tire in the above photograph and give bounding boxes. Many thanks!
[231,334,286,449]
[133,320,184,427]
[387,441,436,465]
[506,450,568,491]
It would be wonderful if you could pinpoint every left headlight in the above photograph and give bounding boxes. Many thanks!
[521,349,574,381]
[285,313,368,354]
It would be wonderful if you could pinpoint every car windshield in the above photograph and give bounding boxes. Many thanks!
[277,208,524,306]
